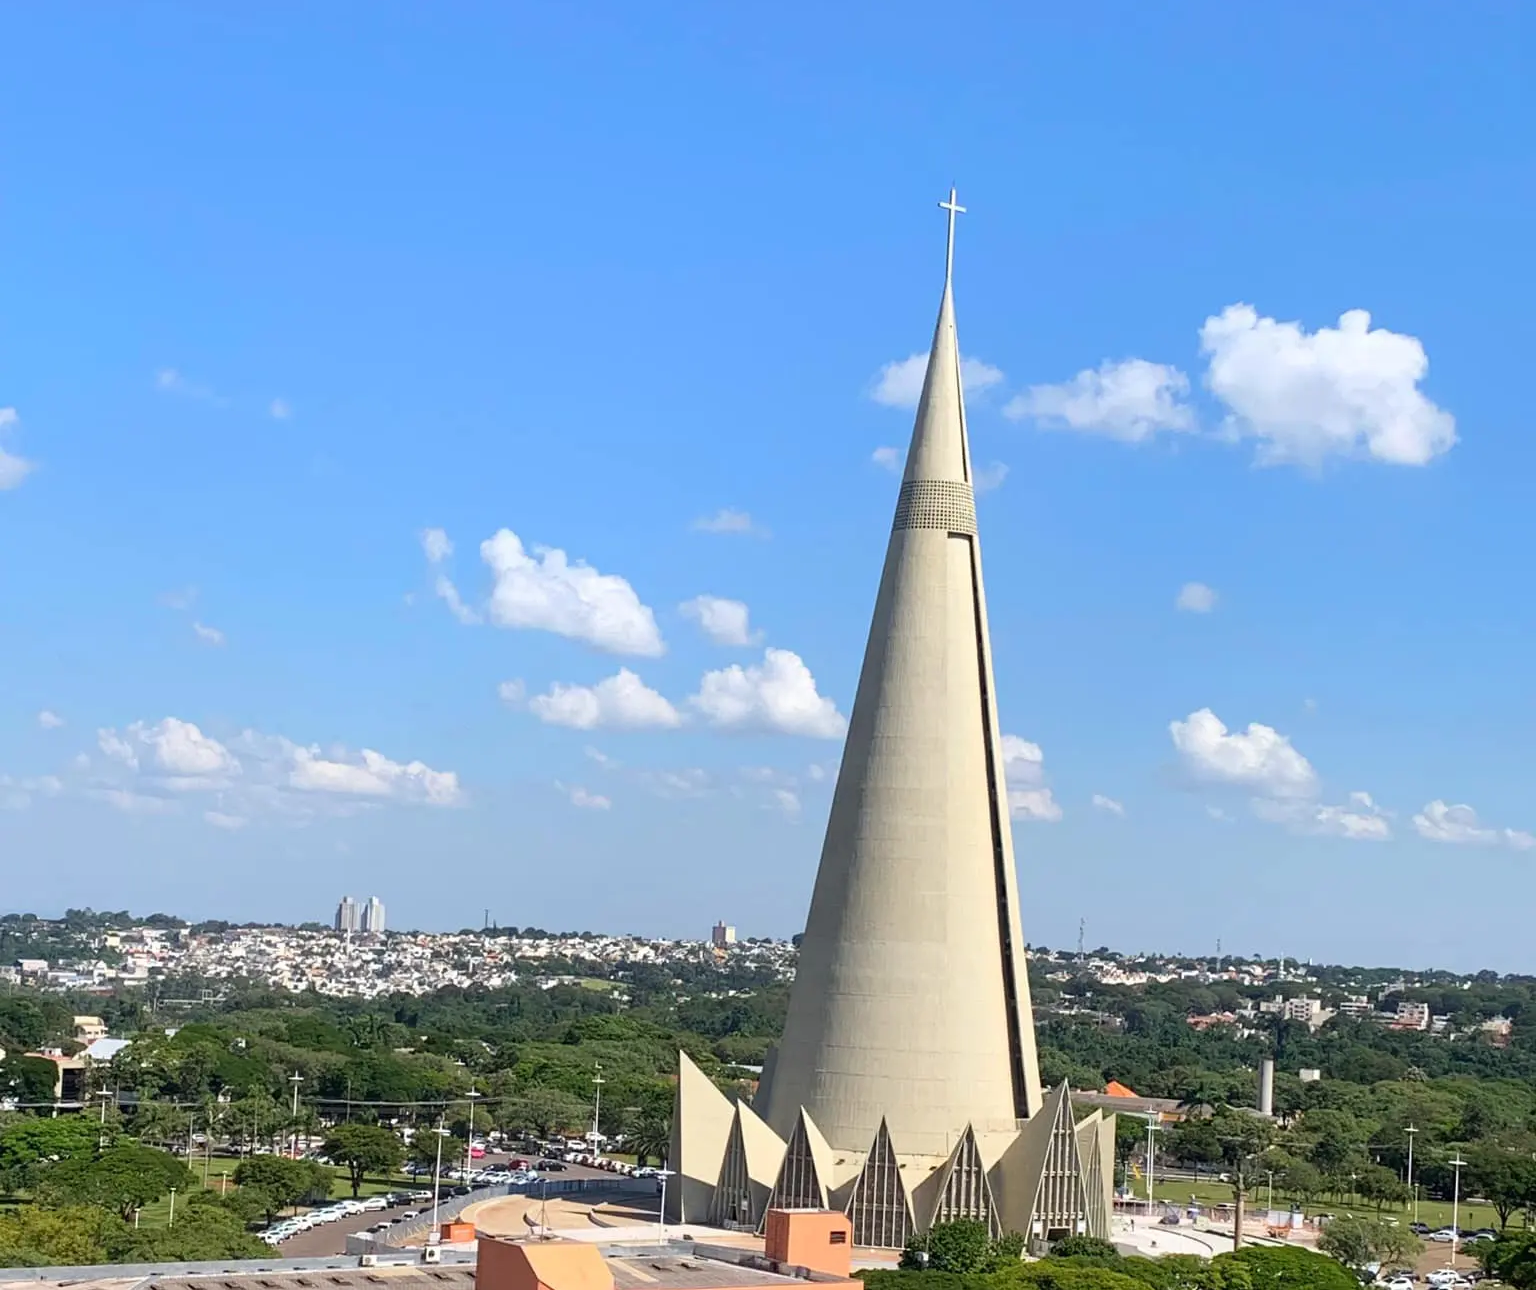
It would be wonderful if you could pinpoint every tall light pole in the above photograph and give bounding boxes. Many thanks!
[1145,1120,1160,1211]
[464,1084,482,1183]
[96,1088,112,1148]
[656,1167,675,1244]
[1266,1170,1274,1212]
[289,1071,304,1159]
[590,1065,605,1158]
[168,1187,177,1228]
[1405,1125,1419,1225]
[429,1119,451,1243]
[1450,1154,1468,1270]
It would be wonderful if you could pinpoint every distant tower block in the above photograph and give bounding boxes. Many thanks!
[712,921,736,948]
[361,896,386,934]
[334,896,359,934]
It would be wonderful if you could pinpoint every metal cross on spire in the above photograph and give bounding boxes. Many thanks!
[938,186,966,284]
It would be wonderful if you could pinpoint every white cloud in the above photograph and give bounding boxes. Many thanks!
[680,595,762,647]
[770,788,801,817]
[159,586,198,611]
[1176,582,1218,614]
[154,368,223,404]
[204,809,249,830]
[434,575,482,625]
[289,745,462,805]
[1001,734,1062,822]
[870,353,1005,409]
[97,717,239,787]
[1200,304,1455,466]
[1005,358,1193,441]
[1206,805,1233,823]
[584,746,620,770]
[0,407,35,490]
[192,620,226,646]
[0,774,62,811]
[690,648,846,738]
[1412,800,1533,850]
[93,787,180,815]
[269,398,292,421]
[641,767,711,799]
[1254,790,1392,841]
[527,669,682,731]
[481,528,663,656]
[692,508,766,537]
[1092,794,1125,817]
[1170,708,1317,798]
[420,528,453,564]
[497,679,527,706]
[973,462,1009,494]
[36,710,64,730]
[563,784,612,811]
[871,446,903,472]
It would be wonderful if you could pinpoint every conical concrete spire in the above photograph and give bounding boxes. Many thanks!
[760,191,1043,1158]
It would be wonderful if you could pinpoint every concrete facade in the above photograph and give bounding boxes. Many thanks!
[672,196,1113,1250]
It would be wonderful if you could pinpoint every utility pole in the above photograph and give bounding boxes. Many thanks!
[429,1118,451,1242]
[1450,1154,1468,1270]
[1077,919,1085,964]
[1405,1125,1418,1225]
[464,1082,482,1182]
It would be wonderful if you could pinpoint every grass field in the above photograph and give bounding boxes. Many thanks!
[1133,1176,1508,1234]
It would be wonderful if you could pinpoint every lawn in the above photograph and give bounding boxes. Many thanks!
[1134,1176,1509,1234]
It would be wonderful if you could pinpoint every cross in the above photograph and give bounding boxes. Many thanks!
[938,186,966,283]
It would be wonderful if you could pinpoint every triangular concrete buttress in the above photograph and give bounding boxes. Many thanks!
[667,1050,734,1223]
[844,1118,915,1249]
[758,1108,832,1230]
[709,1100,786,1230]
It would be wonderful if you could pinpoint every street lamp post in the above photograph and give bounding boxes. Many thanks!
[96,1088,112,1148]
[1450,1154,1468,1270]
[464,1084,482,1184]
[289,1071,304,1159]
[655,1167,675,1244]
[168,1187,177,1229]
[1406,1125,1418,1225]
[590,1065,605,1159]
[1266,1170,1274,1212]
[429,1119,452,1243]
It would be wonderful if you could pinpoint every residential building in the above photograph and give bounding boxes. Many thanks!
[712,921,737,948]
[72,1014,108,1042]
[335,896,359,934]
[1338,994,1372,1019]
[362,896,386,934]
[1394,1000,1431,1031]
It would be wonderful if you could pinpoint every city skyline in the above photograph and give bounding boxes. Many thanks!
[3,7,1534,971]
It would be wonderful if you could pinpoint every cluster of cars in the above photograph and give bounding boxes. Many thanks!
[1406,1222,1499,1244]
[1378,1274,1480,1289]
[259,1190,432,1247]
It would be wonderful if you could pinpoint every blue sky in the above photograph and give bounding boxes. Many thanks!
[2,4,1532,969]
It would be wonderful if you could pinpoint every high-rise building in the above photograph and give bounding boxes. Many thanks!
[334,896,359,934]
[669,193,1113,1249]
[361,896,386,934]
[711,921,736,948]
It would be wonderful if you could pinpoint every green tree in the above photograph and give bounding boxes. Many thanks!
[899,1219,1022,1274]
[1317,1215,1420,1275]
[0,1116,102,1189]
[0,1204,118,1267]
[322,1123,403,1197]
[33,1143,196,1219]
[1466,1145,1536,1229]
[1050,1236,1120,1261]
[233,1154,329,1218]
[507,1086,589,1137]
[1211,1245,1356,1290]
[1479,1231,1536,1289]
[0,1055,60,1105]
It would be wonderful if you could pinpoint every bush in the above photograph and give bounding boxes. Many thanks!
[1211,1246,1355,1290]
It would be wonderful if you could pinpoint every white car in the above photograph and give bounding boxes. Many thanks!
[361,1196,389,1211]
[1429,1228,1459,1243]
[1379,1278,1414,1290]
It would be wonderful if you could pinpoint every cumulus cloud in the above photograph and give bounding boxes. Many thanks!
[434,575,482,625]
[93,787,180,815]
[770,787,801,817]
[1169,708,1317,798]
[692,508,766,537]
[870,353,1005,410]
[91,717,463,817]
[480,529,663,655]
[1412,800,1534,850]
[973,462,1009,494]
[420,528,453,564]
[871,446,903,472]
[204,809,249,830]
[1254,791,1392,841]
[1001,734,1062,822]
[0,774,62,811]
[0,407,35,490]
[36,710,64,730]
[269,398,292,421]
[1092,794,1125,817]
[192,620,226,646]
[1005,359,1194,441]
[154,368,224,404]
[1176,582,1218,614]
[562,784,612,811]
[690,648,845,738]
[526,670,682,731]
[288,745,462,805]
[680,595,761,647]
[1200,304,1455,466]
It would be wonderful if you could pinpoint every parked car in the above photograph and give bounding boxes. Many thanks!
[398,1210,420,1221]
[537,1159,568,1172]
[1409,1222,1430,1235]
[361,1196,389,1211]
[1429,1228,1460,1242]
[1379,1278,1414,1290]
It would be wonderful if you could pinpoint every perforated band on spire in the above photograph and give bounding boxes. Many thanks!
[892,479,977,534]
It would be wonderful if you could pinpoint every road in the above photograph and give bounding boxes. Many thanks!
[276,1159,623,1258]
